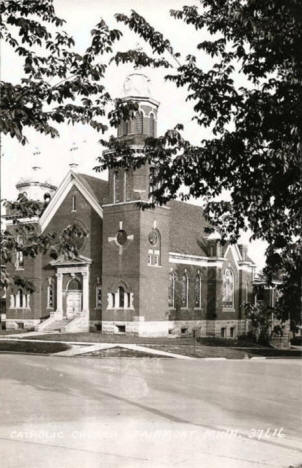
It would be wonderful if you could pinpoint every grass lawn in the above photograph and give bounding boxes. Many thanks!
[0,340,70,354]
[22,333,302,359]
[144,344,302,359]
[144,344,248,359]
[82,347,172,358]
[197,337,267,347]
[245,347,302,358]
[28,332,195,345]
[0,329,30,336]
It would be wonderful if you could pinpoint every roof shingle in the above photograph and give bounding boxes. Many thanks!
[168,200,211,257]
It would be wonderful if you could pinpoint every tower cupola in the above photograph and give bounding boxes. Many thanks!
[16,148,56,201]
[117,72,160,141]
[106,71,160,204]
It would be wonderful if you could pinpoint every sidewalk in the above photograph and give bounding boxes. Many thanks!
[0,331,56,339]
[1,332,301,359]
[0,333,195,359]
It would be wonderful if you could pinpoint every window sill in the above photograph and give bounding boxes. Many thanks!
[9,307,30,310]
[107,307,134,311]
[147,265,162,268]
[222,308,235,313]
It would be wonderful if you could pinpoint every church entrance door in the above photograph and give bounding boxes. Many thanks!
[65,277,82,319]
[66,291,82,319]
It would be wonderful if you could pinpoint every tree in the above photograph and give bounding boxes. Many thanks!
[1,1,301,324]
[244,302,275,344]
[0,1,174,290]
[96,3,302,324]
[1,194,88,290]
[0,0,124,289]
[0,0,121,142]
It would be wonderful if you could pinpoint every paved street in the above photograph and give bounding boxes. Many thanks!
[0,355,301,468]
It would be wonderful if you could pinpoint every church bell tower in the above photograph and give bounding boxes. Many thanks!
[101,72,170,336]
[108,72,159,204]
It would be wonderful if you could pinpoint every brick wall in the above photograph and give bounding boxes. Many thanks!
[6,224,43,323]
[102,203,141,321]
[167,264,208,321]
[139,206,170,321]
[7,185,103,325]
[45,186,103,321]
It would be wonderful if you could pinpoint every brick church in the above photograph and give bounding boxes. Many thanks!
[4,72,257,337]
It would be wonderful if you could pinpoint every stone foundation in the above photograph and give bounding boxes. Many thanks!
[89,321,102,332]
[101,319,250,338]
[6,319,40,331]
[210,319,250,338]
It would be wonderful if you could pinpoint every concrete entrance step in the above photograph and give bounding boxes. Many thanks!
[45,319,71,332]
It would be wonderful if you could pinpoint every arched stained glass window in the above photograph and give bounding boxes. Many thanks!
[181,272,188,308]
[118,286,125,308]
[111,293,116,308]
[47,278,55,309]
[108,286,133,309]
[96,287,102,308]
[10,290,30,309]
[126,292,131,308]
[168,271,175,307]
[18,289,23,308]
[222,268,234,309]
[194,272,201,308]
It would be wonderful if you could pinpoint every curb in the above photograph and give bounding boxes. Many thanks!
[203,357,226,361]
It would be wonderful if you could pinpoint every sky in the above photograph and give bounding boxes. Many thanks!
[1,0,267,269]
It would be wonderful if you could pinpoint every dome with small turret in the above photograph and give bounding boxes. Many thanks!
[16,154,56,201]
[123,73,151,98]
[115,71,160,142]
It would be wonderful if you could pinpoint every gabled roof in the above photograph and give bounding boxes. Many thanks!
[168,200,257,268]
[224,244,256,271]
[39,170,107,233]
[246,254,256,265]
[168,200,211,257]
[50,255,92,266]
[77,173,108,203]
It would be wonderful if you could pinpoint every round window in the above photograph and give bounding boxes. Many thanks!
[148,230,158,246]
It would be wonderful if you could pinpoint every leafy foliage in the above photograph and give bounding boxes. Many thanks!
[97,3,302,322]
[1,194,87,290]
[0,0,125,143]
[0,0,122,291]
[264,240,302,328]
[1,1,301,322]
[244,301,288,344]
